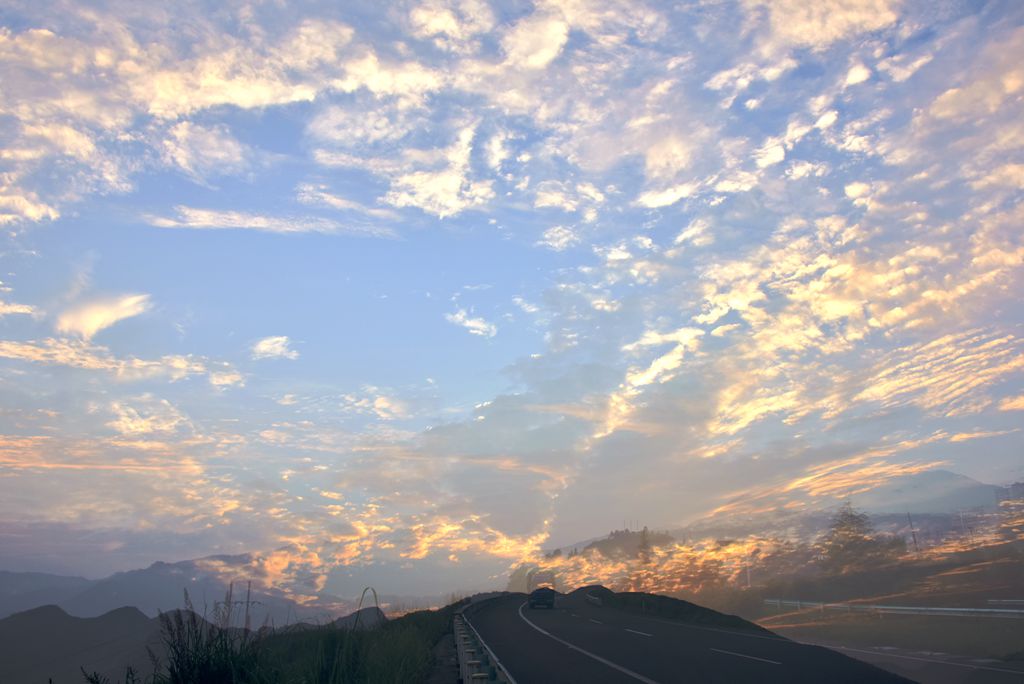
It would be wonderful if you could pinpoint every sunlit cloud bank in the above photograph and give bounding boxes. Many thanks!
[0,0,1022,600]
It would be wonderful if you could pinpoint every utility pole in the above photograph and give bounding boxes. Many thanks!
[959,511,976,545]
[907,512,919,554]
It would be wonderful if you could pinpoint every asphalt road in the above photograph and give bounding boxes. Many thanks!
[465,593,913,684]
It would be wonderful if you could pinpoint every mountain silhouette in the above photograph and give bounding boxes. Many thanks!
[0,604,162,683]
[1,554,348,623]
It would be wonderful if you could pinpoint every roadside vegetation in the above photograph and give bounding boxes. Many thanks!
[509,502,1023,660]
[82,585,457,684]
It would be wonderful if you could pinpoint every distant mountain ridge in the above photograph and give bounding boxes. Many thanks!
[0,569,95,618]
[541,469,1006,556]
[851,469,1002,514]
[0,601,390,683]
[0,554,350,623]
[687,469,1003,532]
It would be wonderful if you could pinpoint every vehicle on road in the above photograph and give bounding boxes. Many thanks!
[528,586,555,609]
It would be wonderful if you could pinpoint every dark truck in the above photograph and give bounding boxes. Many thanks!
[527,586,555,609]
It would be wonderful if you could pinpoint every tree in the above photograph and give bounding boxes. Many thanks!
[820,502,905,572]
[638,526,652,564]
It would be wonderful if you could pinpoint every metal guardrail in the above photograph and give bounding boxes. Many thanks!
[456,605,517,683]
[764,598,1024,618]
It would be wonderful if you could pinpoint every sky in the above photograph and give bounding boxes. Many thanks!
[0,0,1022,599]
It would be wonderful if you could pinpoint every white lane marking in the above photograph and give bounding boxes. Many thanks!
[570,613,580,617]
[590,618,604,624]
[462,610,520,684]
[517,602,661,684]
[626,629,653,637]
[826,644,1024,675]
[621,613,1024,676]
[710,648,781,665]
[640,615,791,643]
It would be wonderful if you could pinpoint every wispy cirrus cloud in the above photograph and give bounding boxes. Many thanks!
[296,183,399,220]
[56,294,152,340]
[0,337,243,387]
[0,300,35,317]
[147,206,395,237]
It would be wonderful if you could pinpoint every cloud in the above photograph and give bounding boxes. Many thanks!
[502,12,569,70]
[2,0,1024,595]
[0,190,60,225]
[147,206,394,237]
[251,336,299,360]
[107,395,191,436]
[754,137,786,168]
[56,294,152,340]
[948,429,1019,443]
[0,16,448,227]
[598,327,705,437]
[140,20,361,118]
[296,184,399,220]
[445,308,497,337]
[710,323,741,337]
[0,337,242,387]
[785,161,828,180]
[674,219,713,248]
[635,182,698,208]
[928,26,1024,121]
[307,107,498,220]
[845,63,872,87]
[512,296,539,314]
[383,125,495,218]
[743,0,900,51]
[0,300,35,317]
[534,181,605,221]
[999,395,1024,411]
[307,101,418,148]
[844,181,871,199]
[622,327,705,388]
[409,0,495,53]
[854,330,1024,417]
[485,130,511,170]
[970,164,1024,190]
[536,225,579,251]
[341,386,410,421]
[161,122,250,180]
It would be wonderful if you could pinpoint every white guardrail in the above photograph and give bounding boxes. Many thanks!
[455,606,517,683]
[764,598,1024,618]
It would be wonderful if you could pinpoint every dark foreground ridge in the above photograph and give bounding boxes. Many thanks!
[464,586,912,684]
[0,600,450,683]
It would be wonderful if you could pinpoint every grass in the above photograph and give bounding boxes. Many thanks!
[82,585,459,684]
[262,605,454,683]
[763,612,1024,660]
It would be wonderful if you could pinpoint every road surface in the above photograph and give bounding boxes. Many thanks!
[464,593,911,683]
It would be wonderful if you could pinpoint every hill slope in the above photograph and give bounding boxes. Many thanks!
[0,604,162,683]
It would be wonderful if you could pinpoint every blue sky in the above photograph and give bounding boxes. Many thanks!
[0,0,1022,599]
